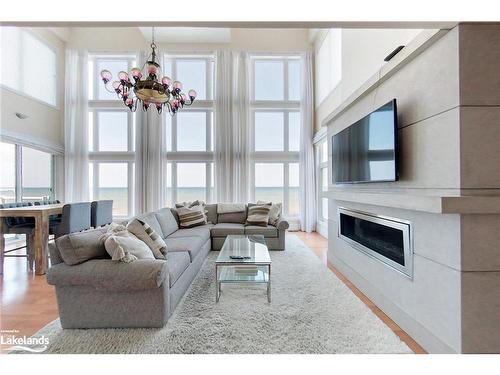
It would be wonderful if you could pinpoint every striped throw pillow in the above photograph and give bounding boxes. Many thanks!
[246,204,271,227]
[177,204,207,228]
[126,219,167,259]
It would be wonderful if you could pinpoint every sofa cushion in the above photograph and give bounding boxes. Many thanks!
[133,212,164,238]
[217,211,247,224]
[244,225,278,238]
[56,227,109,266]
[164,236,205,262]
[211,223,245,237]
[126,219,167,259]
[166,251,190,287]
[168,224,212,242]
[155,208,179,237]
[205,203,218,224]
[46,259,168,291]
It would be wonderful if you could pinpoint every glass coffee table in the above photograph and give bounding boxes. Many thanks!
[215,235,271,303]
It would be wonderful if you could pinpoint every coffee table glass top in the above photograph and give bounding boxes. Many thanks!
[216,235,271,264]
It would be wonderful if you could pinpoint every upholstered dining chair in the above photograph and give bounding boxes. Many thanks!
[0,202,36,272]
[90,200,113,228]
[51,202,92,239]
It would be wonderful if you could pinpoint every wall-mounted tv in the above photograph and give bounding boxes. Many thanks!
[332,99,398,184]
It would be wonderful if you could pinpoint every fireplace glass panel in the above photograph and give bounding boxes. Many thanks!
[340,212,405,266]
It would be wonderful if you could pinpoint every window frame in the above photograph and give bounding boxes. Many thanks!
[87,53,138,218]
[315,137,329,223]
[0,140,55,204]
[249,55,301,217]
[0,28,59,108]
[163,53,216,207]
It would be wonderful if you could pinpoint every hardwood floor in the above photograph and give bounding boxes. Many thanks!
[295,231,426,354]
[0,246,58,351]
[0,232,425,354]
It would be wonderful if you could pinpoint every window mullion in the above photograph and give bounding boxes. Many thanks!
[284,162,289,215]
[283,59,289,101]
[172,162,178,204]
[205,162,210,203]
[206,111,211,152]
[127,162,133,216]
[93,163,99,200]
[15,145,22,202]
[284,110,289,152]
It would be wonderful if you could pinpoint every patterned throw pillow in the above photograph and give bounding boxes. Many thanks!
[175,200,209,223]
[246,204,272,227]
[177,204,207,228]
[127,219,167,259]
[257,200,282,226]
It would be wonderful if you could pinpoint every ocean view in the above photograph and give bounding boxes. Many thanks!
[1,187,300,217]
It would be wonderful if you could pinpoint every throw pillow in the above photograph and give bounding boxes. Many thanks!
[246,204,272,227]
[127,218,167,259]
[177,204,208,228]
[175,200,209,223]
[257,200,282,225]
[99,224,154,263]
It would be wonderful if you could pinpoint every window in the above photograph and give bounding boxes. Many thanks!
[88,55,136,101]
[315,29,342,106]
[166,162,214,205]
[254,112,284,151]
[0,142,16,204]
[315,138,329,223]
[92,163,131,217]
[0,141,55,204]
[164,54,215,207]
[22,147,53,201]
[255,163,284,203]
[254,60,284,100]
[163,56,214,100]
[1,27,57,106]
[88,54,137,217]
[250,56,301,216]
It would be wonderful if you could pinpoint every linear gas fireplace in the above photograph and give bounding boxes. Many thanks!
[338,207,413,278]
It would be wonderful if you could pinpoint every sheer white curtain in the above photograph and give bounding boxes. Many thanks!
[299,52,317,232]
[214,51,251,203]
[232,51,251,203]
[64,49,89,203]
[135,109,165,213]
[135,51,166,213]
[214,51,233,202]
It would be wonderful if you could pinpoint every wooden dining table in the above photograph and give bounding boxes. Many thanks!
[0,203,64,275]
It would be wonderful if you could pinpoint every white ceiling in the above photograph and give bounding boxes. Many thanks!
[138,27,231,43]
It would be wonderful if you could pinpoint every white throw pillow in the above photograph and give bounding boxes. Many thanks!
[257,200,282,225]
[99,224,154,263]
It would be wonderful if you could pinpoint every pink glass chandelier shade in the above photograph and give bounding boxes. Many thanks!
[99,27,196,115]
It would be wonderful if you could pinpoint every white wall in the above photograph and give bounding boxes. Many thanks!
[0,27,65,147]
[314,28,422,132]
[67,27,311,52]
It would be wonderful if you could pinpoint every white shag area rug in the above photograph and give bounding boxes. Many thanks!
[29,235,411,354]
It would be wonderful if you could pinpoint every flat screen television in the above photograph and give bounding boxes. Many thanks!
[332,99,398,184]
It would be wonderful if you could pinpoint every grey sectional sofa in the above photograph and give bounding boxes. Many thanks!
[47,204,289,329]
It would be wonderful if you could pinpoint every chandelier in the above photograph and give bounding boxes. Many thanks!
[99,28,197,115]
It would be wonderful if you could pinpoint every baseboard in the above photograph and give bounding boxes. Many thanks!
[329,252,459,353]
